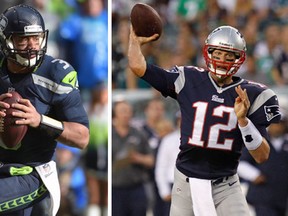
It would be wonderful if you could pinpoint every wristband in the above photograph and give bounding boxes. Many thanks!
[238,119,262,150]
[38,115,64,139]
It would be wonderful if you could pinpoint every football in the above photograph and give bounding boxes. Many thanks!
[0,91,27,148]
[130,3,163,40]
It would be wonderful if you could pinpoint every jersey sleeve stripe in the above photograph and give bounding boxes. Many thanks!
[174,66,185,94]
[248,88,276,116]
[32,74,73,94]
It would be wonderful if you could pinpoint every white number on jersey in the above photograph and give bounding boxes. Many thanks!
[188,102,237,150]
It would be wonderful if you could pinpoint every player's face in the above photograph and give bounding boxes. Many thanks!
[209,49,238,84]
[8,33,45,72]
[211,49,237,72]
[12,34,43,57]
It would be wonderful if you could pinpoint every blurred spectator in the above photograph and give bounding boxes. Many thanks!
[112,100,154,216]
[139,98,171,216]
[112,14,160,89]
[47,0,75,19]
[240,17,259,56]
[84,83,108,216]
[168,20,198,67]
[112,0,288,89]
[112,16,130,89]
[231,0,254,28]
[201,0,228,31]
[56,143,88,216]
[59,0,108,99]
[30,0,61,58]
[272,0,288,21]
[238,117,288,216]
[155,111,181,216]
[271,24,288,86]
[216,0,236,13]
[141,98,166,150]
[0,0,28,12]
[240,55,267,84]
[253,22,282,86]
[176,0,206,22]
[155,118,174,139]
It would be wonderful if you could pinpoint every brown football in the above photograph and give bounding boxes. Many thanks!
[130,3,163,40]
[0,91,28,148]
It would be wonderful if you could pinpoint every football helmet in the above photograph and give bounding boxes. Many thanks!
[203,26,246,77]
[0,4,48,68]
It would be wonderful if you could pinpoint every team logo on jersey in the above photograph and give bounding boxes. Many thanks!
[264,105,281,121]
[211,95,224,103]
[62,71,78,88]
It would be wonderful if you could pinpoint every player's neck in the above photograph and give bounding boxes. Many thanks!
[7,60,32,74]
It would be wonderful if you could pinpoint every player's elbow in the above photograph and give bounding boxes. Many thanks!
[78,139,89,150]
[128,58,146,77]
[254,147,270,164]
[78,129,90,150]
[254,153,269,164]
[251,139,270,164]
[59,124,90,150]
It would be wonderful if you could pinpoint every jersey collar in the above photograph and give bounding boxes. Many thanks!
[208,73,244,94]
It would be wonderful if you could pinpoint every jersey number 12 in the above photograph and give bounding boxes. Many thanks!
[188,101,237,150]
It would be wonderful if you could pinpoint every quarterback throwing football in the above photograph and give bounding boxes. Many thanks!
[128,25,281,216]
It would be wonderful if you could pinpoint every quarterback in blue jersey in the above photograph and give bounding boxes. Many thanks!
[128,25,281,216]
[0,4,89,216]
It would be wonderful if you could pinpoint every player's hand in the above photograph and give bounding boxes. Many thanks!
[234,85,250,125]
[0,93,12,117]
[129,25,159,46]
[10,98,41,128]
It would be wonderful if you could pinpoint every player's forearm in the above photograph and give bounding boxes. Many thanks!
[248,138,270,164]
[128,31,147,77]
[56,122,89,149]
[238,118,269,163]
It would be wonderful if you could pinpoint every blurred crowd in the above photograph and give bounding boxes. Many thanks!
[112,0,288,90]
[112,0,288,216]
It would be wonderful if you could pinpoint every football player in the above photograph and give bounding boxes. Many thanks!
[0,4,89,216]
[128,25,281,215]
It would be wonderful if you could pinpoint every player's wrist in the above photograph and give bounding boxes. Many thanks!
[238,118,262,150]
[237,117,248,127]
[38,115,64,139]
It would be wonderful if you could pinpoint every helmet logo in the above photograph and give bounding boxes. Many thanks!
[0,15,8,32]
[24,25,43,33]
[219,42,233,48]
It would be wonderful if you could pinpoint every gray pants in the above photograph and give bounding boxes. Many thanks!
[170,167,251,216]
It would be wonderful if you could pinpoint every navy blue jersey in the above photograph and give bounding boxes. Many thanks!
[143,64,281,179]
[0,54,89,165]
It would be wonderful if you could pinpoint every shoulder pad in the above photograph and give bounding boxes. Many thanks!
[50,58,78,88]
